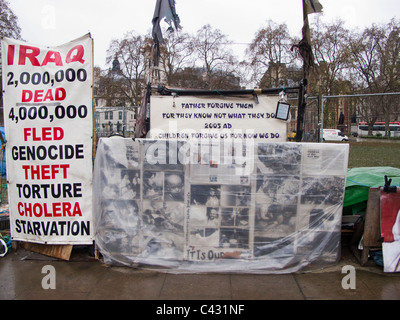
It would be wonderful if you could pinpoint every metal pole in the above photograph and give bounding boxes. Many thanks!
[322,92,400,99]
[316,95,321,142]
[320,96,325,142]
[295,80,306,142]
[295,0,310,142]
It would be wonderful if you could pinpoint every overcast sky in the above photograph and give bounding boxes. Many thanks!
[8,0,400,69]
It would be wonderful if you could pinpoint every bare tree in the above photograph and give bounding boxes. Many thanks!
[247,20,296,88]
[0,0,22,117]
[348,21,400,134]
[308,19,353,127]
[377,20,400,131]
[311,19,351,95]
[0,0,22,39]
[158,31,195,86]
[193,24,238,89]
[105,31,151,109]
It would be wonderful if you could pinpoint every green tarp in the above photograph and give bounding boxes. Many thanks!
[344,167,400,212]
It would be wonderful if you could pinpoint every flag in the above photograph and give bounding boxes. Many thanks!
[305,0,323,15]
[152,0,181,66]
[293,0,323,141]
[294,0,323,72]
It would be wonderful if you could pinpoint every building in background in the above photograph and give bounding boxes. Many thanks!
[95,106,137,137]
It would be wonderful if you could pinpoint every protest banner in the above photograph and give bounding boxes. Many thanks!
[149,95,287,141]
[1,34,94,244]
[93,138,349,273]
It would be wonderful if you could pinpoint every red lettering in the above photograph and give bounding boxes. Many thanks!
[41,165,51,179]
[52,203,61,217]
[42,127,52,140]
[33,203,42,218]
[55,87,66,101]
[32,128,41,141]
[44,203,52,217]
[18,202,24,216]
[31,165,40,179]
[22,165,29,179]
[22,90,33,102]
[50,165,59,179]
[59,164,69,178]
[34,90,44,102]
[43,90,53,101]
[24,202,32,217]
[41,50,63,66]
[63,202,71,216]
[18,202,80,217]
[54,127,64,140]
[72,202,82,216]
[24,127,64,141]
[23,128,31,141]
[10,43,86,67]
[21,88,66,103]
[18,45,41,66]
[21,164,70,180]
[7,45,15,65]
[66,45,85,64]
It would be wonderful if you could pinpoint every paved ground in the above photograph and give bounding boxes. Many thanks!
[1,242,400,303]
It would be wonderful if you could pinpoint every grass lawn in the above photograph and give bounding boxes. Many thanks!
[348,140,400,169]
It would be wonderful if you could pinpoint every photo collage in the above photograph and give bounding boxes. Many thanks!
[93,138,349,271]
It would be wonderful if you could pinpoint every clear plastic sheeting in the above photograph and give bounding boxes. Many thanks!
[93,138,349,273]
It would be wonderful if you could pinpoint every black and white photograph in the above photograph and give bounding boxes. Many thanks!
[220,228,249,249]
[100,174,120,199]
[96,199,141,258]
[255,204,297,237]
[221,207,249,227]
[255,175,299,205]
[220,185,251,207]
[188,227,220,249]
[97,228,141,258]
[140,200,185,261]
[189,140,254,185]
[143,171,164,200]
[120,169,141,199]
[106,199,140,228]
[301,176,346,205]
[164,172,185,201]
[140,232,184,261]
[191,184,221,206]
[256,143,302,175]
[188,206,221,227]
[306,206,342,231]
[142,200,185,233]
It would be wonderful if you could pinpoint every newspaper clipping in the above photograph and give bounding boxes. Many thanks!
[94,138,348,273]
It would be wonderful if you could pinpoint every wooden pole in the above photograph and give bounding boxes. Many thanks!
[295,0,309,142]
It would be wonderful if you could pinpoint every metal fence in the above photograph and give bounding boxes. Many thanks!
[288,92,400,142]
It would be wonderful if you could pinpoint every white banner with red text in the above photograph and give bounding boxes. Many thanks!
[1,34,94,244]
